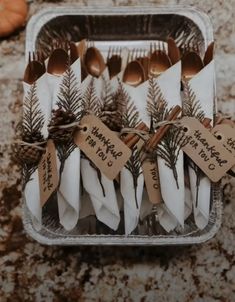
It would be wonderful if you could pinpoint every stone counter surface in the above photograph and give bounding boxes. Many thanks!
[0,0,234,301]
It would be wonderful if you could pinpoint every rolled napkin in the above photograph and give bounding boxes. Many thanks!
[81,158,120,230]
[79,74,120,230]
[48,57,82,230]
[184,60,215,229]
[120,164,144,235]
[147,61,185,230]
[23,73,51,230]
[117,82,146,235]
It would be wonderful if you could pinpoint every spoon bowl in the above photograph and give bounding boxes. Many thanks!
[136,56,149,81]
[84,46,106,78]
[149,50,171,78]
[182,51,204,80]
[203,41,214,66]
[123,60,145,87]
[47,48,69,76]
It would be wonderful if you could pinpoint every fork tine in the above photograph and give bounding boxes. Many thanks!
[32,51,35,61]
[107,46,111,60]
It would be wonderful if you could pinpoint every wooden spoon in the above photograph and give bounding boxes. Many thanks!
[84,46,106,78]
[167,37,180,65]
[47,48,69,76]
[203,41,214,66]
[136,56,149,81]
[149,50,172,78]
[122,60,145,87]
[181,51,204,80]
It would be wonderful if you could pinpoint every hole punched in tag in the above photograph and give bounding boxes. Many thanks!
[80,124,88,134]
[215,133,223,141]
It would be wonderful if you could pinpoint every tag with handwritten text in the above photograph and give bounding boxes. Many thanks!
[38,140,58,206]
[212,124,235,173]
[142,159,162,204]
[180,117,235,182]
[74,115,132,180]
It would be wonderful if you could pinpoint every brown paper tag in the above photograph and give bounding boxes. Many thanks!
[180,117,235,182]
[212,124,235,173]
[74,115,132,180]
[38,140,58,207]
[142,159,162,204]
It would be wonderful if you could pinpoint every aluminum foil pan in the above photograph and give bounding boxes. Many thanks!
[23,5,222,245]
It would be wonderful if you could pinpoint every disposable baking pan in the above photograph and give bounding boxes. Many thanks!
[23,5,222,245]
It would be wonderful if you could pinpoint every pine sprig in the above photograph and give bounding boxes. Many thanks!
[82,78,102,116]
[22,164,37,190]
[20,83,45,188]
[182,79,206,206]
[22,82,44,142]
[116,81,140,128]
[147,78,186,188]
[81,77,107,195]
[101,75,113,110]
[98,76,119,130]
[115,81,142,209]
[147,77,168,128]
[156,127,188,189]
[182,80,205,121]
[57,66,82,121]
[52,65,83,180]
[125,146,142,209]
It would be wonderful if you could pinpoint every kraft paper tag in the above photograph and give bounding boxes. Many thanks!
[212,124,235,173]
[38,140,59,207]
[180,117,235,182]
[142,159,162,204]
[74,115,132,180]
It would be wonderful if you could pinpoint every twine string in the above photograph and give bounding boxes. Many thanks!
[13,140,46,151]
[120,119,181,140]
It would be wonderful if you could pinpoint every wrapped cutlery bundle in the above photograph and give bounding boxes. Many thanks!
[18,6,234,245]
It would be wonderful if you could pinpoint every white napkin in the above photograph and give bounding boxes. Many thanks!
[120,166,144,235]
[187,60,214,229]
[48,58,82,230]
[156,203,178,232]
[81,158,120,230]
[80,69,120,230]
[79,191,96,219]
[153,61,185,229]
[23,73,52,230]
[118,83,147,235]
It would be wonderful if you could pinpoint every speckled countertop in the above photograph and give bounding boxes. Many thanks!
[0,0,234,301]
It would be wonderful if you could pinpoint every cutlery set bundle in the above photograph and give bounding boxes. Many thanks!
[15,36,234,237]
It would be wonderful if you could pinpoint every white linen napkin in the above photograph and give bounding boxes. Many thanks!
[153,61,185,229]
[120,166,144,235]
[79,69,120,230]
[119,82,148,235]
[187,60,215,229]
[48,58,82,230]
[81,158,120,230]
[23,73,52,230]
